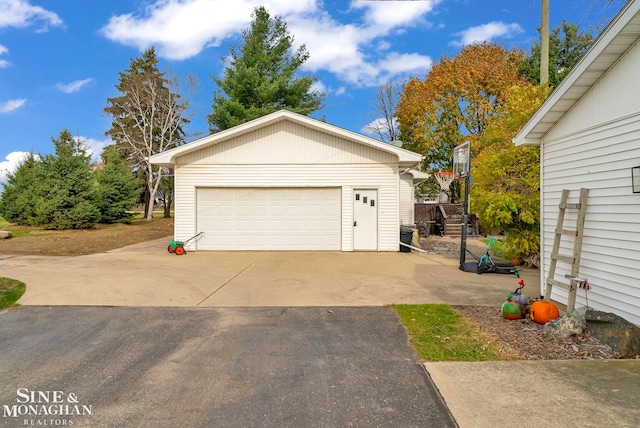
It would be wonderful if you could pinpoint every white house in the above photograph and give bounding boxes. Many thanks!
[150,110,423,252]
[514,0,640,326]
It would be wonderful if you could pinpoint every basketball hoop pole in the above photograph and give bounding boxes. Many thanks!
[459,175,470,270]
[454,141,471,271]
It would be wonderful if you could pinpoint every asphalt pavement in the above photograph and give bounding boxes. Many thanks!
[0,306,456,428]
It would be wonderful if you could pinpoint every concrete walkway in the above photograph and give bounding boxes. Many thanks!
[425,360,640,428]
[1,238,638,428]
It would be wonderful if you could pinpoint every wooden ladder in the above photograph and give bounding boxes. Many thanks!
[545,188,589,312]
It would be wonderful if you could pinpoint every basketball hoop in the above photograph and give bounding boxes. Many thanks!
[434,171,458,192]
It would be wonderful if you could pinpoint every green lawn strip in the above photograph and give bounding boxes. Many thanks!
[0,277,26,309]
[392,304,502,361]
[7,229,50,238]
[0,216,9,228]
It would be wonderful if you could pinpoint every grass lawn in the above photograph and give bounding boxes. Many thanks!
[130,211,174,219]
[0,277,26,309]
[0,216,9,228]
[392,304,502,362]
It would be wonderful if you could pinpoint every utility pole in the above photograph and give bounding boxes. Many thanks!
[541,0,550,84]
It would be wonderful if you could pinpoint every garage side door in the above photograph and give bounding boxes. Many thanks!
[196,188,341,250]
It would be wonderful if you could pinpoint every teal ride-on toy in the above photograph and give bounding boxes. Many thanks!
[167,232,203,255]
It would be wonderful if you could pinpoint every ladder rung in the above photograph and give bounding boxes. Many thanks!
[551,253,575,264]
[555,228,577,236]
[547,278,572,290]
[559,203,581,209]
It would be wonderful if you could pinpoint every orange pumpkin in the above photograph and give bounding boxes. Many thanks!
[529,301,560,324]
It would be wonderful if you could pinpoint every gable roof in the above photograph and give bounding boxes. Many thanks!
[150,109,423,167]
[514,0,640,146]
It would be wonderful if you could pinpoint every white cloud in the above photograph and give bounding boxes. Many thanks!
[56,78,94,94]
[100,0,437,87]
[0,98,26,113]
[76,137,112,162]
[451,21,521,46]
[0,0,63,31]
[376,41,391,51]
[0,151,34,183]
[100,0,318,60]
[310,80,326,95]
[375,52,432,77]
[289,12,433,87]
[0,44,10,68]
[361,117,398,139]
[351,0,439,32]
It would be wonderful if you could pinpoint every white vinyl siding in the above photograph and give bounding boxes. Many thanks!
[174,163,399,251]
[541,113,640,327]
[545,41,640,141]
[196,188,340,250]
[399,173,414,225]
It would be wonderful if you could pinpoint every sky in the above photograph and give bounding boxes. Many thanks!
[0,0,627,181]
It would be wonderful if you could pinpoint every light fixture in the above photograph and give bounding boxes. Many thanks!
[633,166,640,193]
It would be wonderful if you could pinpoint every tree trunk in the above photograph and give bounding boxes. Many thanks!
[146,164,163,221]
[143,188,152,220]
[163,191,172,218]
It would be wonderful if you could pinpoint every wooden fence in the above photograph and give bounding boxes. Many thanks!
[414,203,462,223]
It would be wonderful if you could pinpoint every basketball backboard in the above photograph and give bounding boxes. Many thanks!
[453,141,470,178]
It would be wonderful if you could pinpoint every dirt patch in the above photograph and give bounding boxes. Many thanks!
[419,234,488,259]
[0,217,174,256]
[455,305,621,360]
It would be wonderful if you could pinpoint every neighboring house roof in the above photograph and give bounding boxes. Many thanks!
[514,0,640,146]
[150,109,423,167]
[404,169,430,183]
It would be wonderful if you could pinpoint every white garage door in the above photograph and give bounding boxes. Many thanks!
[196,188,341,250]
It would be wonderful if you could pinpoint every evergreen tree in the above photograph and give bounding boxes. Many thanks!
[34,130,99,229]
[94,148,140,224]
[207,6,325,132]
[520,21,594,87]
[105,47,190,220]
[0,152,40,225]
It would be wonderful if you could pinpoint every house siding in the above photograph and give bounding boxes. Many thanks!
[399,173,414,225]
[176,121,397,165]
[542,112,640,327]
[546,41,640,141]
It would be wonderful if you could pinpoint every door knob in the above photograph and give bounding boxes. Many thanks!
[353,221,357,227]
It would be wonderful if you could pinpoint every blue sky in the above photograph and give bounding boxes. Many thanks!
[0,0,626,181]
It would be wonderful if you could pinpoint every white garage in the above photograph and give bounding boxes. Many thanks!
[150,110,423,251]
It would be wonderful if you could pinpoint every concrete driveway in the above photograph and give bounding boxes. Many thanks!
[0,306,455,427]
[0,238,538,307]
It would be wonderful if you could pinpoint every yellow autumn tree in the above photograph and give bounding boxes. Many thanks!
[471,84,551,261]
[396,42,528,171]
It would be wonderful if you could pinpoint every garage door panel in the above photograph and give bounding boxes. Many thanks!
[197,188,341,250]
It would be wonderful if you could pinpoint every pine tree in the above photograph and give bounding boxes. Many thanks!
[93,148,140,224]
[34,130,99,229]
[207,6,325,132]
[105,47,190,220]
[0,152,40,225]
[520,21,594,88]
